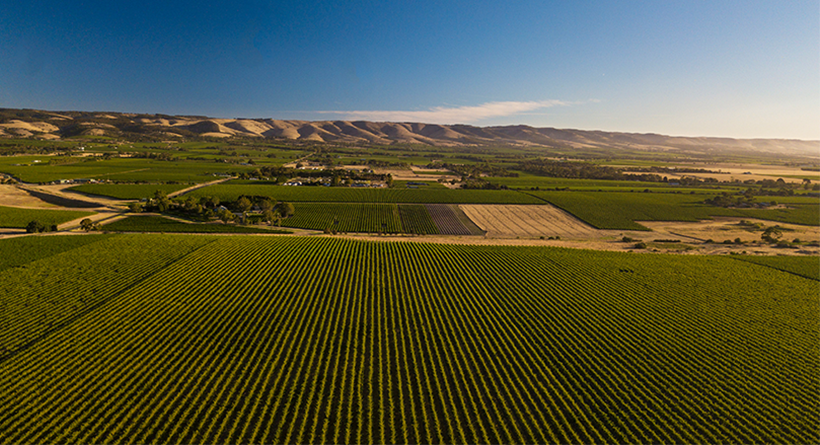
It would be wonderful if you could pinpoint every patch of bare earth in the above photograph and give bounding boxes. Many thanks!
[0,185,58,208]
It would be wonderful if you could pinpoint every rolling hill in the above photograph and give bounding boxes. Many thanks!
[1,108,817,157]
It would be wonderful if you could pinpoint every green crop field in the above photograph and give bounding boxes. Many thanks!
[732,255,820,280]
[0,234,112,272]
[102,216,290,234]
[526,191,738,230]
[0,234,214,358]
[0,157,251,184]
[69,183,190,199]
[0,235,816,444]
[738,204,819,226]
[274,203,438,234]
[281,203,402,233]
[186,183,544,204]
[398,204,439,235]
[529,191,819,230]
[0,205,95,228]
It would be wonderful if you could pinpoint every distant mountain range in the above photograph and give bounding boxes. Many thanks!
[1,108,817,158]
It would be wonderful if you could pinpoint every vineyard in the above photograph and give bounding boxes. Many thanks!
[69,183,190,199]
[102,216,289,234]
[426,204,482,235]
[0,205,95,228]
[0,235,816,444]
[731,254,820,280]
[186,183,544,204]
[398,205,439,235]
[281,203,403,233]
[529,191,820,230]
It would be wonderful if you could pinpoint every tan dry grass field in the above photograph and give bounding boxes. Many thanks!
[622,162,818,183]
[0,185,57,209]
[460,204,599,238]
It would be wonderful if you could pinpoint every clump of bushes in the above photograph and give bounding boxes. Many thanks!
[25,220,58,233]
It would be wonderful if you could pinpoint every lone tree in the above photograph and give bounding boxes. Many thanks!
[128,202,143,213]
[80,218,96,232]
[761,226,782,243]
[278,202,295,218]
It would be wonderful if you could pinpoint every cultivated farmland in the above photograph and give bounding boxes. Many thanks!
[102,216,289,234]
[0,205,95,228]
[529,191,820,230]
[69,183,190,200]
[282,203,403,233]
[426,204,483,235]
[398,205,439,235]
[461,204,598,238]
[186,183,544,204]
[0,235,816,444]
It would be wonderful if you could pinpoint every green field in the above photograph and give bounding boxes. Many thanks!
[278,203,439,234]
[281,203,402,233]
[0,235,816,444]
[102,216,290,234]
[738,204,819,226]
[398,204,440,235]
[186,183,544,204]
[529,191,819,230]
[0,234,112,272]
[69,183,191,199]
[527,191,738,230]
[0,157,250,183]
[0,205,95,228]
[732,255,820,280]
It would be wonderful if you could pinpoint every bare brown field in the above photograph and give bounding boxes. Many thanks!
[0,185,57,209]
[460,204,599,238]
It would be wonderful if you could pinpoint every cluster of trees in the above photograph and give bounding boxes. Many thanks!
[516,159,664,182]
[136,190,295,226]
[25,220,59,233]
[244,165,390,186]
[459,179,509,190]
[703,191,757,208]
[429,161,517,179]
[223,196,295,226]
[130,152,178,161]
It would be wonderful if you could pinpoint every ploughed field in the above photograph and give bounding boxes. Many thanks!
[0,235,817,444]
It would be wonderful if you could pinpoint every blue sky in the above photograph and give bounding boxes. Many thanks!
[1,0,818,139]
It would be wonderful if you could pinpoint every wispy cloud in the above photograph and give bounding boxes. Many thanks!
[316,100,572,123]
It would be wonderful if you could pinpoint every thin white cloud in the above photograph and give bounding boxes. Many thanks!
[316,100,571,124]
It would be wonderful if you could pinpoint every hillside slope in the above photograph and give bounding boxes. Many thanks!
[1,108,817,157]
